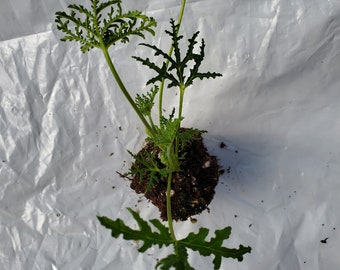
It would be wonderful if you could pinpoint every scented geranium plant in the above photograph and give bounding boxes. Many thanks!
[55,0,251,268]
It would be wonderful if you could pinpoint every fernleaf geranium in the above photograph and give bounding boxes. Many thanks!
[55,0,251,269]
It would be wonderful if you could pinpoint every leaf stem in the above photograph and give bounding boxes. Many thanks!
[158,0,187,124]
[174,84,185,164]
[157,0,188,242]
[147,115,156,131]
[178,84,186,122]
[90,1,156,137]
[100,46,156,137]
[166,171,176,241]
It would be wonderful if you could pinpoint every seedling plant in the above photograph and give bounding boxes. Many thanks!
[55,0,251,269]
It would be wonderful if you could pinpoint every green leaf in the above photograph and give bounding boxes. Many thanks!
[132,55,178,86]
[102,9,157,47]
[135,85,159,116]
[126,149,168,192]
[150,117,181,149]
[98,209,251,270]
[156,244,194,270]
[133,18,222,89]
[55,0,156,53]
[97,208,173,252]
[164,19,183,67]
[180,227,252,269]
[185,38,223,87]
[96,0,120,14]
[177,128,205,151]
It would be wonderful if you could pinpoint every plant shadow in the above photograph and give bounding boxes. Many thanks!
[202,132,283,205]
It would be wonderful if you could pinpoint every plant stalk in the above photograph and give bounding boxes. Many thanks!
[92,4,156,137]
[100,46,156,138]
[158,0,187,123]
[166,171,176,241]
[160,0,187,241]
[173,84,186,158]
[178,84,185,122]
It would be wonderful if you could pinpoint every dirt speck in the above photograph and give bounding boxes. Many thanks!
[321,237,328,244]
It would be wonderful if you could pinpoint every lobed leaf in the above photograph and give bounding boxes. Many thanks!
[126,149,168,192]
[132,56,178,87]
[97,208,173,252]
[180,227,252,269]
[156,244,194,270]
[99,209,251,269]
[55,0,156,53]
[164,18,183,67]
[150,117,181,149]
[96,0,121,14]
[134,18,222,90]
[135,85,159,116]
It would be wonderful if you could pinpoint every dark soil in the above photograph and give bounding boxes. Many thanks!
[128,130,220,221]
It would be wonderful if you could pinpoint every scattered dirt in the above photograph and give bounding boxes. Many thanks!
[321,237,328,244]
[128,129,220,221]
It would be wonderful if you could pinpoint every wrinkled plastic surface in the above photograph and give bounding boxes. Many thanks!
[1,0,340,269]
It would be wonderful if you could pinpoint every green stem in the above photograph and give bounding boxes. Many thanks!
[173,84,185,161]
[160,2,188,237]
[178,84,186,122]
[92,6,155,137]
[166,171,176,241]
[158,0,187,124]
[147,114,156,131]
[100,46,156,138]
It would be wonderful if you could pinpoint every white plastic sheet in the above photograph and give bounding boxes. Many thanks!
[1,0,340,269]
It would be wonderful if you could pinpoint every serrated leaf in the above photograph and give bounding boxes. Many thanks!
[55,0,156,52]
[177,128,205,151]
[102,10,157,47]
[96,0,120,14]
[99,209,251,270]
[156,244,194,270]
[126,149,168,192]
[134,18,222,90]
[164,19,183,66]
[180,227,252,269]
[97,208,173,252]
[133,56,178,86]
[150,117,181,148]
[135,85,159,116]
